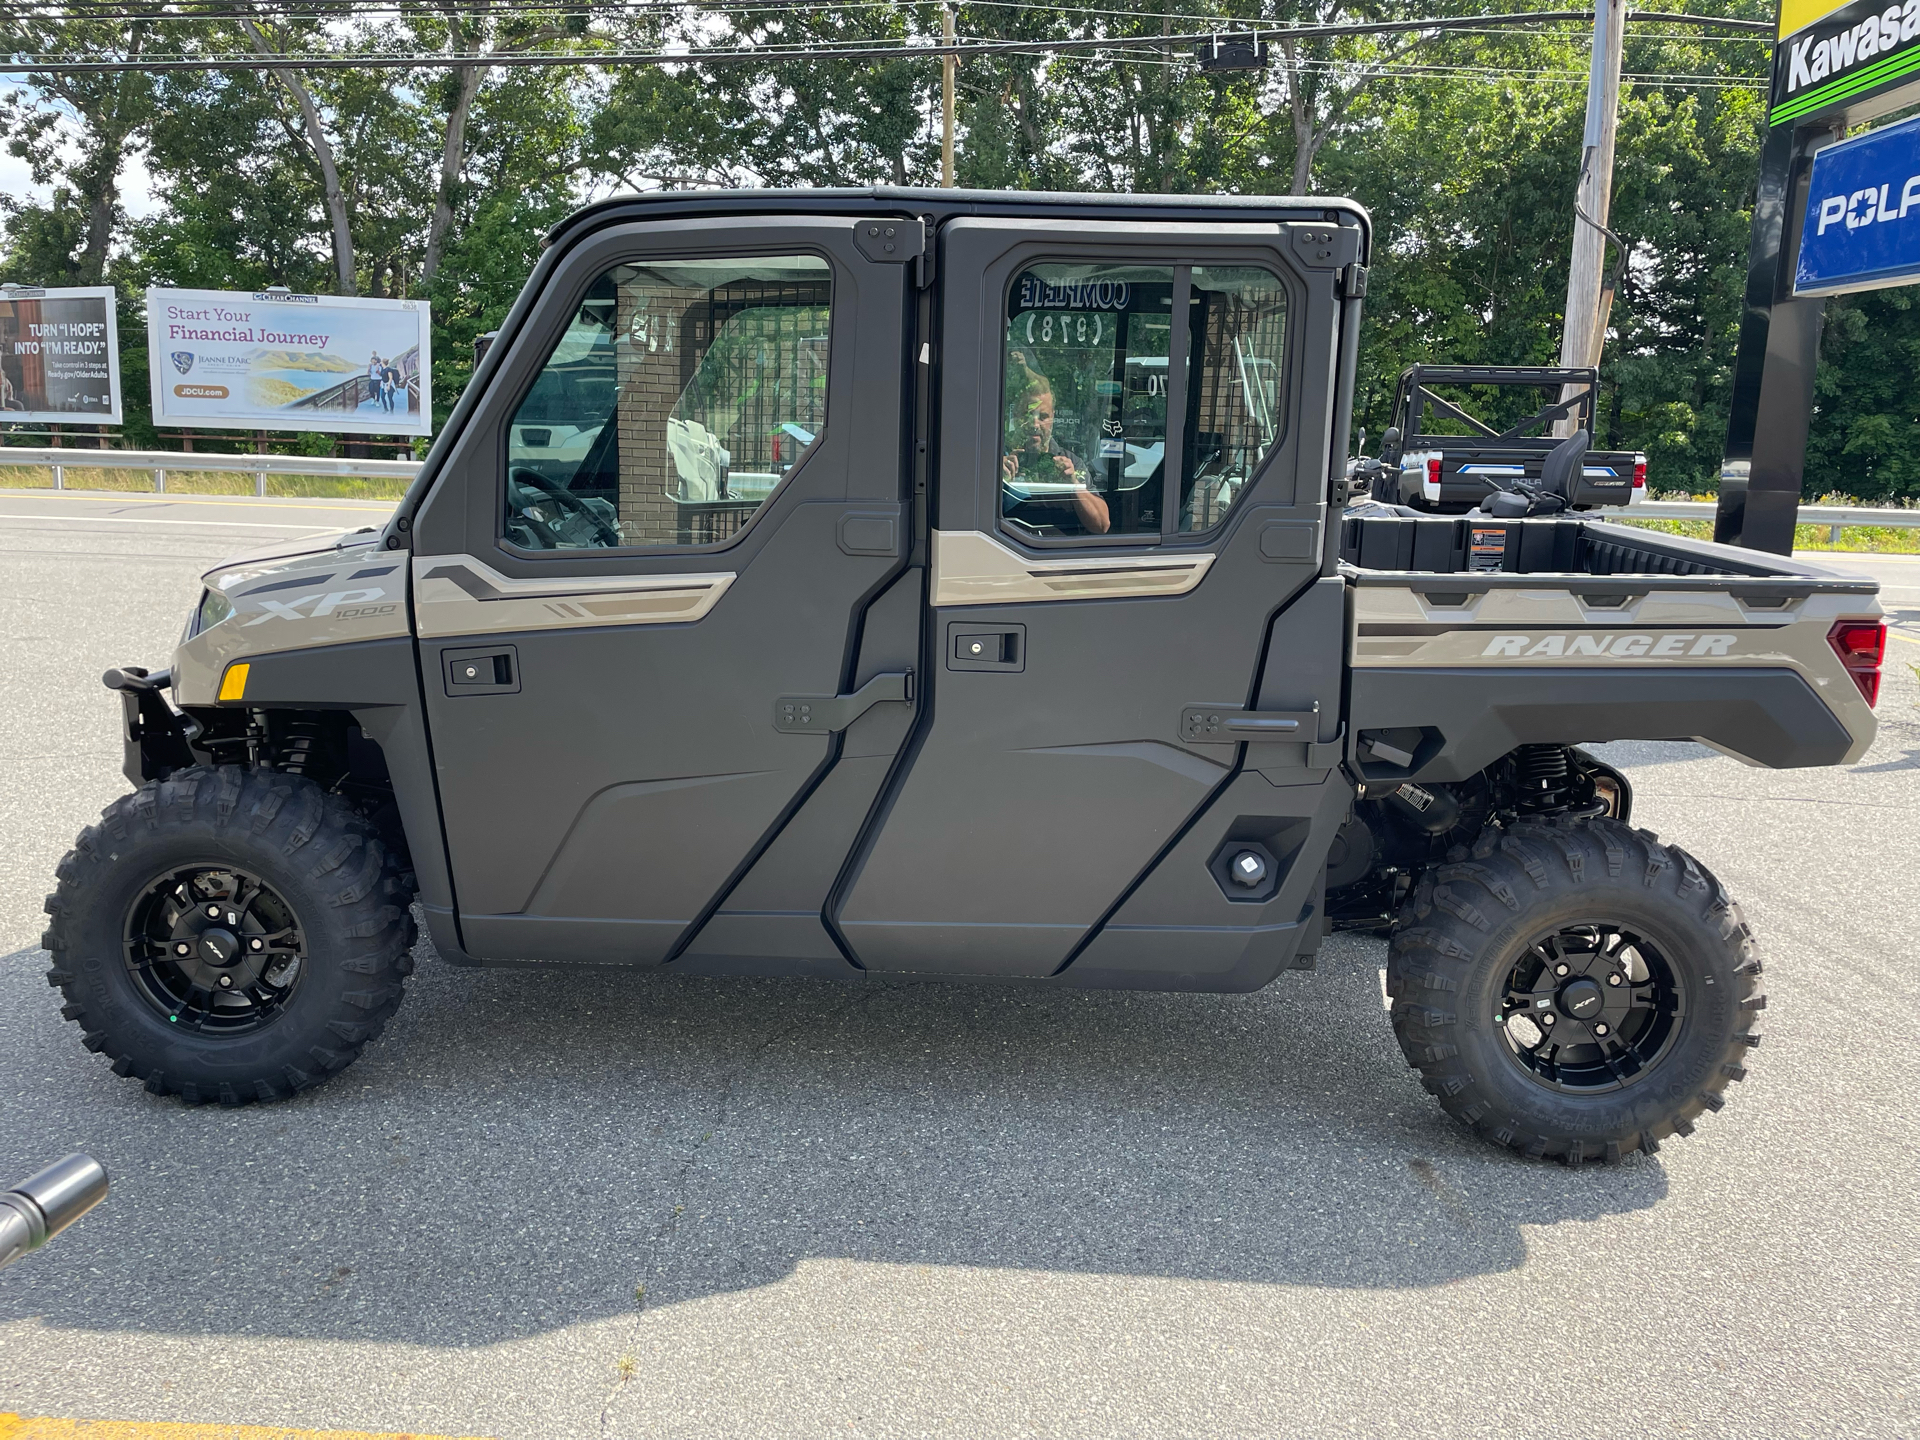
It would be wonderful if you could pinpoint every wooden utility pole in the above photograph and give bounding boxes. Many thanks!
[941,5,956,187]
[1559,0,1625,377]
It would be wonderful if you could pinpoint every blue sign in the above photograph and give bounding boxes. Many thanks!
[1796,113,1920,296]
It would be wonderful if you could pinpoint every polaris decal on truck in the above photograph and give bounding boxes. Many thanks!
[1481,632,1739,658]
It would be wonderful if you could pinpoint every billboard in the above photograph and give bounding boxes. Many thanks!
[147,288,432,436]
[0,286,122,425]
[1794,113,1920,295]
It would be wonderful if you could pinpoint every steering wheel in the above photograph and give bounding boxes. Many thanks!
[506,466,624,549]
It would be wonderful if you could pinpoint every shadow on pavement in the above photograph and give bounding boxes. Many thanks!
[0,932,1666,1347]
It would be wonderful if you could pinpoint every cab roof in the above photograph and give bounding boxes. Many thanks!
[549,185,1370,255]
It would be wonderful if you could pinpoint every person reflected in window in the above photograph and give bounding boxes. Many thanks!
[1002,369,1109,535]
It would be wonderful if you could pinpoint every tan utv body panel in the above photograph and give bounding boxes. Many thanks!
[173,528,409,706]
[930,528,1215,605]
[410,553,736,638]
[1348,579,1882,765]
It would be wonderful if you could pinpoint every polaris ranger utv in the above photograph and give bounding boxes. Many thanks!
[46,190,1886,1164]
[1370,365,1647,513]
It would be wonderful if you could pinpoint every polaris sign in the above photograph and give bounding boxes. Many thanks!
[1794,114,1920,295]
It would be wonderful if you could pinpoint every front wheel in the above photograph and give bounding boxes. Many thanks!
[1386,815,1764,1164]
[43,767,417,1105]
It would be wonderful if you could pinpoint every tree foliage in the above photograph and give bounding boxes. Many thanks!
[1,0,1910,499]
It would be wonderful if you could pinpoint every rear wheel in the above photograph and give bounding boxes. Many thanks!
[1386,815,1763,1163]
[43,766,417,1105]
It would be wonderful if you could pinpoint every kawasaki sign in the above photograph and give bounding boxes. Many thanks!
[1773,0,1920,123]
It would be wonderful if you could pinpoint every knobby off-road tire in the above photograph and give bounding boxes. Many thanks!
[43,766,417,1105]
[1386,814,1764,1164]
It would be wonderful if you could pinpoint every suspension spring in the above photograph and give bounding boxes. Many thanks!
[276,717,333,780]
[1514,744,1572,811]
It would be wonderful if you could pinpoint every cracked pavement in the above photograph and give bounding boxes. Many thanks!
[0,495,1915,1438]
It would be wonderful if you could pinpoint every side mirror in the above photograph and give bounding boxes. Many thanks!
[1380,425,1402,464]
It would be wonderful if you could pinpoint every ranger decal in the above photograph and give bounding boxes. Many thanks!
[1481,633,1739,658]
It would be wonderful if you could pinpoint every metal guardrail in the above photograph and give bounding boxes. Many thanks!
[1628,499,1920,544]
[0,446,418,496]
[2,453,1916,541]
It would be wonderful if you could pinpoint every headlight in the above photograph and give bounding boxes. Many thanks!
[192,587,234,637]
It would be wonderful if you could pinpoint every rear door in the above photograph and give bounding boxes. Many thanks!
[409,214,916,965]
[835,216,1355,976]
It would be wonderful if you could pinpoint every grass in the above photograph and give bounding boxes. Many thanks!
[0,465,409,501]
[1609,515,1920,554]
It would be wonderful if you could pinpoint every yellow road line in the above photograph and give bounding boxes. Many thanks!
[0,1415,491,1440]
[1888,629,1920,645]
[0,489,395,514]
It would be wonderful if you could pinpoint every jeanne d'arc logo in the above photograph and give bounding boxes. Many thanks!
[170,350,195,375]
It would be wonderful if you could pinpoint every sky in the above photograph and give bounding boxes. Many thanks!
[1,84,161,258]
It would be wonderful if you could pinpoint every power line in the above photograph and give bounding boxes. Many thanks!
[7,0,1781,27]
[0,8,1778,73]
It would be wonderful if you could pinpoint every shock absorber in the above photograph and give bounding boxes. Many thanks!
[1513,744,1572,811]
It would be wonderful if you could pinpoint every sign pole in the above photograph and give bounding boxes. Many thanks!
[1717,121,1838,553]
[1718,0,1920,552]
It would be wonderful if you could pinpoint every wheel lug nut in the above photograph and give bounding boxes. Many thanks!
[174,941,191,956]
[1594,1022,1610,1036]
[1542,1014,1555,1026]
[206,905,220,918]
[218,975,233,989]
[1607,973,1622,986]
[250,938,263,951]
[1554,964,1569,976]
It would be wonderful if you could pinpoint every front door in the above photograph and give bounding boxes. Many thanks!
[836,217,1352,976]
[410,215,915,964]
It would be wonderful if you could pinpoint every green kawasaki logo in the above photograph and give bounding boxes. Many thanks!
[1774,1,1920,124]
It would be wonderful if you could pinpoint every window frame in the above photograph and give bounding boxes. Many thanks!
[992,254,1296,552]
[494,244,839,561]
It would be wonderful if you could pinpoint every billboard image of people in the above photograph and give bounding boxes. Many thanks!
[147,288,432,436]
[0,285,122,425]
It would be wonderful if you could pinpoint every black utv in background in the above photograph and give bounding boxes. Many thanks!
[49,189,1885,1165]
[1370,365,1648,514]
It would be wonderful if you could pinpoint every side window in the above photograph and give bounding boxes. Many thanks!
[999,261,1286,543]
[505,255,831,551]
[1002,264,1172,539]
[1183,267,1287,532]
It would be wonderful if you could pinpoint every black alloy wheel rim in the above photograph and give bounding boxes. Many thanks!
[123,864,307,1034]
[1495,922,1686,1093]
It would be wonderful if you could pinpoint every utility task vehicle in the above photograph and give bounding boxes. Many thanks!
[1369,365,1647,513]
[48,190,1886,1164]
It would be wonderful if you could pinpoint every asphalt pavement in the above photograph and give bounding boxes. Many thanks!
[0,488,1915,1439]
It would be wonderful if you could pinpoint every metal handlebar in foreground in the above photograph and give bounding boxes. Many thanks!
[0,1154,109,1272]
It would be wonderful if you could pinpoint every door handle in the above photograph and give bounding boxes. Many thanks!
[775,670,914,733]
[443,645,519,696]
[946,621,1025,671]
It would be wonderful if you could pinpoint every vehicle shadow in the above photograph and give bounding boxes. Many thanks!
[0,931,1667,1347]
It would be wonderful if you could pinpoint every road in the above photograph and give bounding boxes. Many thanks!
[0,489,1915,1439]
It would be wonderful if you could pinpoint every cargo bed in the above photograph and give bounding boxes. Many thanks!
[1336,508,1884,783]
